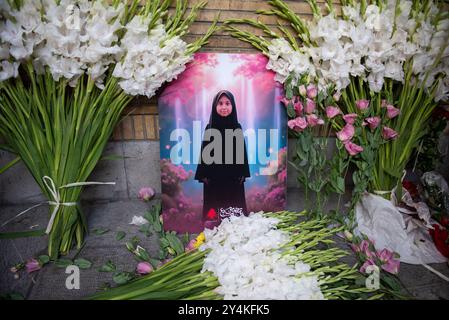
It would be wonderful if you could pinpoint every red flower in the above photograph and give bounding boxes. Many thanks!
[440,216,449,228]
[429,224,449,258]
[402,180,419,199]
[206,208,217,220]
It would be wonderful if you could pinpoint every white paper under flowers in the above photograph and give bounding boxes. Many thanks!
[200,212,325,300]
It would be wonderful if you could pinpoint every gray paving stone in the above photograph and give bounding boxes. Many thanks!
[123,141,162,197]
[81,142,128,202]
[0,151,46,205]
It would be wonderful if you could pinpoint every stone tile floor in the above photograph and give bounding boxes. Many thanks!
[0,189,448,300]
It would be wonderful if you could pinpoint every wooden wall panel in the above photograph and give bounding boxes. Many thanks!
[112,0,339,140]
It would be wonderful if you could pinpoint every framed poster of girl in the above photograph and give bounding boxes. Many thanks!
[158,53,287,233]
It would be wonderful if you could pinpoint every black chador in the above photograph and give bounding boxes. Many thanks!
[195,90,250,223]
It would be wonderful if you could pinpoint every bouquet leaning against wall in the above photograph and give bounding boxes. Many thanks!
[0,0,217,259]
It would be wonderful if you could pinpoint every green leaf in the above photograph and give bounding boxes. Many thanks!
[74,258,92,269]
[144,211,155,224]
[135,246,151,262]
[92,228,109,235]
[115,231,126,241]
[112,272,134,285]
[38,255,50,266]
[0,229,46,239]
[139,224,152,237]
[98,260,116,272]
[153,219,162,233]
[160,237,170,248]
[286,102,296,118]
[55,258,73,268]
[286,85,293,99]
[165,233,185,256]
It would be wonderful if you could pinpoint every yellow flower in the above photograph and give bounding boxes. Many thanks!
[193,232,205,248]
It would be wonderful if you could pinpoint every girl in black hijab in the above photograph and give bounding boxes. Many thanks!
[195,90,250,227]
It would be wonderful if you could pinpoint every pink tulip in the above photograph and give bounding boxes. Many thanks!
[136,262,153,275]
[306,84,318,99]
[305,98,316,114]
[382,126,398,140]
[344,141,364,156]
[356,99,370,110]
[293,100,303,116]
[364,116,381,130]
[26,259,41,273]
[386,105,400,119]
[306,114,324,127]
[342,113,358,124]
[325,106,341,119]
[138,187,155,201]
[185,239,197,252]
[298,85,307,97]
[288,117,308,132]
[336,124,355,142]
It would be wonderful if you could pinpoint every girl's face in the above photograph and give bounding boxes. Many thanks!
[216,95,232,117]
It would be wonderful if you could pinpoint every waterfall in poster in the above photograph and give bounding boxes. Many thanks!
[158,53,287,233]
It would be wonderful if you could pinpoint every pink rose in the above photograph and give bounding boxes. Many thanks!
[386,105,400,119]
[26,259,41,273]
[356,99,370,110]
[138,187,155,201]
[305,98,316,114]
[364,116,381,130]
[288,117,308,132]
[382,126,398,140]
[136,262,153,275]
[306,84,318,99]
[336,124,355,142]
[298,85,307,97]
[293,100,303,116]
[185,239,197,252]
[306,114,324,127]
[344,141,364,156]
[342,113,358,124]
[325,106,341,119]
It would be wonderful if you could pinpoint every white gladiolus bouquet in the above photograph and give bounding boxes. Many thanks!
[0,0,216,259]
[226,0,449,200]
[90,211,383,300]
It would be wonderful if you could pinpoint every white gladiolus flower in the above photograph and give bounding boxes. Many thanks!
[112,16,192,98]
[0,0,194,96]
[264,0,448,99]
[200,212,324,300]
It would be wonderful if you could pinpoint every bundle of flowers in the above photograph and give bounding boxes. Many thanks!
[89,210,384,300]
[225,0,448,199]
[0,0,217,259]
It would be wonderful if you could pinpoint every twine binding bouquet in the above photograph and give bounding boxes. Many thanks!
[89,210,384,300]
[0,0,217,259]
